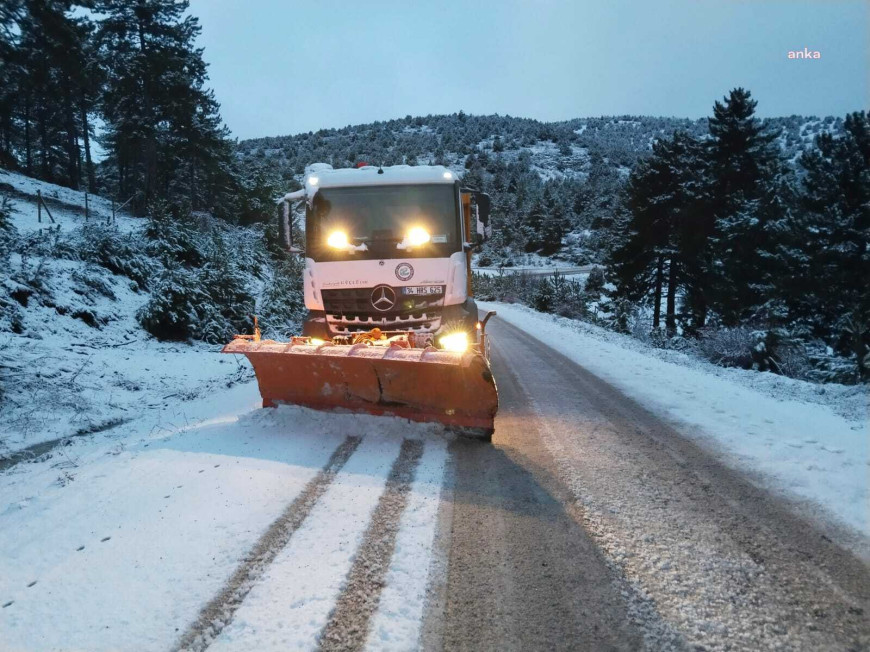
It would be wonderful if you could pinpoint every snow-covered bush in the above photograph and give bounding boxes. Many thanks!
[0,197,25,341]
[805,340,867,385]
[584,267,605,296]
[840,312,870,382]
[748,330,782,374]
[0,197,26,337]
[610,298,633,334]
[475,250,494,267]
[0,194,15,263]
[473,271,530,304]
[144,201,205,268]
[16,225,63,263]
[775,342,812,380]
[195,234,256,343]
[548,272,587,319]
[697,327,755,369]
[259,257,306,340]
[137,228,257,343]
[532,278,554,313]
[71,266,117,302]
[137,265,205,341]
[75,224,153,289]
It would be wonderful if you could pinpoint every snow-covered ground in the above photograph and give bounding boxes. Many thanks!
[0,247,245,457]
[481,301,869,537]
[1,168,137,234]
[0,382,448,651]
[0,170,256,457]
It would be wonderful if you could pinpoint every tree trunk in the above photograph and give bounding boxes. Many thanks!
[79,93,95,192]
[189,157,196,208]
[666,258,677,336]
[138,17,157,215]
[63,78,80,189]
[652,256,663,330]
[24,93,32,174]
[38,101,49,180]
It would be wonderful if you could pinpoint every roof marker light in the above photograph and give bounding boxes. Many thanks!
[443,171,453,179]
[308,176,319,186]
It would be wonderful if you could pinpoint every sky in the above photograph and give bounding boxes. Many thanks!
[189,0,869,141]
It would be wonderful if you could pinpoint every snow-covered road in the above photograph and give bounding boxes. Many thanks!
[0,389,447,651]
[0,304,868,651]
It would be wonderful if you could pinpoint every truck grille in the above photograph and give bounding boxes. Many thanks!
[321,286,445,335]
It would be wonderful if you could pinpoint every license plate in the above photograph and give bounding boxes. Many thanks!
[402,285,442,296]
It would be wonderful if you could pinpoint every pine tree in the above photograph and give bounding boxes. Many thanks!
[706,88,782,325]
[138,263,204,340]
[0,1,24,169]
[610,131,707,334]
[197,232,254,342]
[798,111,870,374]
[96,0,232,214]
[539,184,568,255]
[2,1,93,188]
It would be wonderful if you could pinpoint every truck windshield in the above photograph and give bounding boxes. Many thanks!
[306,184,460,261]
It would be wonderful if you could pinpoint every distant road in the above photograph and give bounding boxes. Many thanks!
[472,265,595,278]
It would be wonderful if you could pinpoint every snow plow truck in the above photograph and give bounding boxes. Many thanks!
[223,163,499,439]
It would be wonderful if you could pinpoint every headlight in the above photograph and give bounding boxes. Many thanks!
[407,227,430,246]
[327,230,349,249]
[439,331,468,353]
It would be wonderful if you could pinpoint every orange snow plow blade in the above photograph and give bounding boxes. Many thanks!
[222,338,498,436]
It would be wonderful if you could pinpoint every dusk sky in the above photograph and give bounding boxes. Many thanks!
[190,0,869,140]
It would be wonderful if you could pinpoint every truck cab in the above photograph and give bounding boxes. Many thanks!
[280,164,489,347]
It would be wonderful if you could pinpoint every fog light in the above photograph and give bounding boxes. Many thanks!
[440,332,468,353]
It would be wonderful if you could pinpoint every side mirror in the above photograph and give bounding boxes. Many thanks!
[278,199,303,254]
[475,193,491,226]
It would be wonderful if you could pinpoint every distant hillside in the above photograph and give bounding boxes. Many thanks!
[237,113,843,265]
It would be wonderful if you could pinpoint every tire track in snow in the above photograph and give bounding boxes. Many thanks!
[365,438,449,651]
[175,435,362,652]
[206,434,405,651]
[317,438,424,651]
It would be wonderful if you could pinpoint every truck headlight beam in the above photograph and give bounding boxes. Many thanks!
[440,331,468,353]
[407,227,430,246]
[327,230,349,249]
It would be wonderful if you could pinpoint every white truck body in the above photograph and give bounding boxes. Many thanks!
[280,164,481,341]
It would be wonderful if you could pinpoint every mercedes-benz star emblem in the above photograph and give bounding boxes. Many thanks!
[371,285,396,312]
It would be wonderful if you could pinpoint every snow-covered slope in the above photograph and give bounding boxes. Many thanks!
[481,302,869,537]
[0,171,253,457]
[0,168,138,234]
